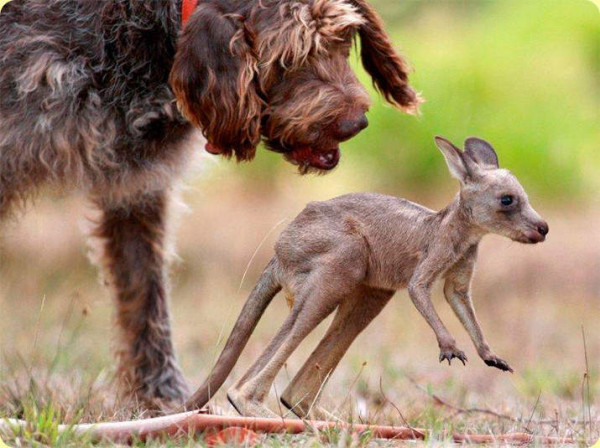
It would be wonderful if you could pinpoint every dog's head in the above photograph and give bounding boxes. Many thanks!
[170,0,420,173]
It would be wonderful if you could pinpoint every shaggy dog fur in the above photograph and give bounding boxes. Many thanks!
[0,0,419,408]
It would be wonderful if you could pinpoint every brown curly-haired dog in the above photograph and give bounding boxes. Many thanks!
[0,0,419,408]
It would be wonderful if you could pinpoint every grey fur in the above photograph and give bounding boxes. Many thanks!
[0,0,418,408]
[0,0,192,408]
[184,136,549,417]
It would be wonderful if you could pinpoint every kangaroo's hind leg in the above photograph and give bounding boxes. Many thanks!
[280,287,394,419]
[226,304,308,418]
[227,282,339,417]
[227,257,366,418]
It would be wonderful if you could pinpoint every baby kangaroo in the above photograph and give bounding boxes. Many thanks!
[184,136,549,418]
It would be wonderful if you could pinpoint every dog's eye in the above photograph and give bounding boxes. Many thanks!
[500,195,514,206]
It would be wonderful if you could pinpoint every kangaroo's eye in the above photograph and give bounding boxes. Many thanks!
[500,195,514,206]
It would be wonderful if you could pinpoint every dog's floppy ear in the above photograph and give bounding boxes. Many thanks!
[169,4,262,161]
[349,0,421,113]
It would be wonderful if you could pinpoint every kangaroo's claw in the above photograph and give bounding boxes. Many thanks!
[439,348,468,365]
[484,356,514,372]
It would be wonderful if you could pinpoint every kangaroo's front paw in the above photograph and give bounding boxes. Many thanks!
[439,346,468,365]
[483,355,514,372]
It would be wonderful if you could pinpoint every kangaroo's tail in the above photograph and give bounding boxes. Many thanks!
[182,258,281,410]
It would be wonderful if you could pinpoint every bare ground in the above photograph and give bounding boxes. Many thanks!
[0,168,598,446]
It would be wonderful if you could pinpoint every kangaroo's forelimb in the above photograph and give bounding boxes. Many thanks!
[443,246,513,372]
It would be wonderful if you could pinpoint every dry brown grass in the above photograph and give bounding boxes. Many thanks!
[0,166,598,446]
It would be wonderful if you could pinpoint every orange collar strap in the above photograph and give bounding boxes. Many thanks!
[182,0,199,27]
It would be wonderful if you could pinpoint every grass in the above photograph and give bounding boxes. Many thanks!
[233,0,600,200]
[0,0,598,445]
[0,366,594,446]
[0,189,598,446]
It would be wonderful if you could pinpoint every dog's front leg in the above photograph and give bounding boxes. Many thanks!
[92,190,188,409]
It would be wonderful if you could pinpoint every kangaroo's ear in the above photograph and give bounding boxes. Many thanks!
[464,137,499,169]
[349,0,421,113]
[434,136,471,183]
[169,4,263,161]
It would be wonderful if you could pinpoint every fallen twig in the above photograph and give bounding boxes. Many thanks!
[406,374,591,427]
[378,376,425,440]
[1,411,577,444]
[524,391,542,433]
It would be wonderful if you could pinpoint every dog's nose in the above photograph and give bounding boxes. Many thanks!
[537,221,549,236]
[336,114,368,141]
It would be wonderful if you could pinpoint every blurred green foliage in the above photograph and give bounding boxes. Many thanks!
[230,0,599,200]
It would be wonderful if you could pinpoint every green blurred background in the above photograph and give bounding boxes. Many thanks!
[1,0,599,440]
[226,0,600,200]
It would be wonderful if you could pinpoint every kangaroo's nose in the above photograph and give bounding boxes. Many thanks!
[537,221,549,236]
[336,114,368,141]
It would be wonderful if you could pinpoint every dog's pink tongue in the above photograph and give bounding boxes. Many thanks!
[289,146,312,166]
[316,149,340,170]
[205,142,222,155]
[290,147,340,170]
